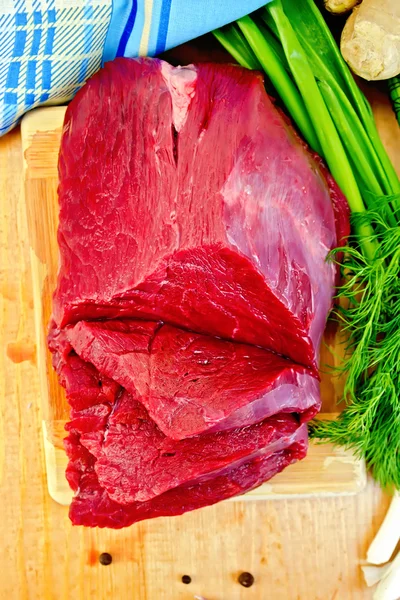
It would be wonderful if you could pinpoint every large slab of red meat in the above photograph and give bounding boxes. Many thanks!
[49,57,349,529]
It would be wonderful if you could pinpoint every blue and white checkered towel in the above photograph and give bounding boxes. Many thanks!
[0,0,268,136]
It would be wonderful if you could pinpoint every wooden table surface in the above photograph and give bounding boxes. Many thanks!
[0,82,399,599]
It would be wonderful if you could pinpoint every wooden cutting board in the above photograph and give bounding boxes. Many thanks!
[21,106,366,506]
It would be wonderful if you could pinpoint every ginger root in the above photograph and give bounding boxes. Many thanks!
[341,0,400,80]
[324,0,360,15]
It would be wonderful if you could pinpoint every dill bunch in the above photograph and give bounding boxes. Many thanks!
[310,210,400,489]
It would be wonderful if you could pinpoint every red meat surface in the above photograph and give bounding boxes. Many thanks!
[66,428,307,529]
[67,319,320,440]
[48,58,350,528]
[53,57,349,370]
[69,387,307,503]
[58,347,308,522]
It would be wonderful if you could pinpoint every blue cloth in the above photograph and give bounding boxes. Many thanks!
[0,0,268,136]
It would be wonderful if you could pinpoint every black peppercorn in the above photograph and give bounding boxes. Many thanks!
[181,575,191,584]
[99,552,112,566]
[238,572,254,587]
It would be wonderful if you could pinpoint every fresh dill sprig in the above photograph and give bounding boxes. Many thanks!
[310,210,400,489]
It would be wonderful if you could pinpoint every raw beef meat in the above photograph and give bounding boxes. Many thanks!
[69,386,307,503]
[66,428,307,529]
[67,319,320,440]
[56,344,307,524]
[53,57,349,370]
[48,57,350,529]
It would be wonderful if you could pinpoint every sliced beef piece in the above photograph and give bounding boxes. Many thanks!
[65,427,307,529]
[67,387,306,503]
[49,323,121,412]
[67,319,320,440]
[54,58,349,369]
[66,319,157,404]
[61,347,308,504]
[149,324,320,436]
[59,355,120,412]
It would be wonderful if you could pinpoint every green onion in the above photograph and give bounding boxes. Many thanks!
[275,0,400,205]
[388,76,400,127]
[236,15,321,154]
[318,80,397,223]
[213,24,262,71]
[266,0,377,259]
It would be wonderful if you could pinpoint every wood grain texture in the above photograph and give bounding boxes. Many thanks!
[0,70,398,600]
[21,106,366,506]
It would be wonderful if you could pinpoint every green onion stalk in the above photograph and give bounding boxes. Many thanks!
[388,76,400,127]
[214,0,400,491]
